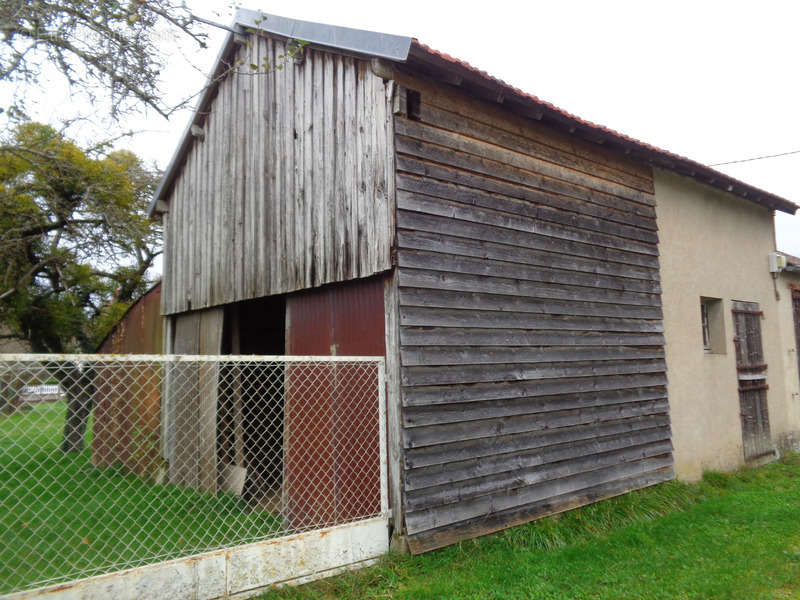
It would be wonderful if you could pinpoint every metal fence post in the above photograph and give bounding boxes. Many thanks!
[377,359,389,516]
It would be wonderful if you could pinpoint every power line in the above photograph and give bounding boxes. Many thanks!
[709,148,800,167]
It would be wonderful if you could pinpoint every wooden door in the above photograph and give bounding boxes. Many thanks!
[731,301,773,461]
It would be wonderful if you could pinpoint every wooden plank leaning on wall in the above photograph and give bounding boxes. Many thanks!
[168,308,224,493]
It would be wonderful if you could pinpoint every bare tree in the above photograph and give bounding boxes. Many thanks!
[0,0,209,118]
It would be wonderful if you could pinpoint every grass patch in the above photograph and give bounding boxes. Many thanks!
[1,402,281,594]
[260,455,800,599]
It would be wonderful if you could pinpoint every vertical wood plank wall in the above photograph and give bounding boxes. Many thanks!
[161,38,394,315]
[392,74,674,553]
[168,308,224,492]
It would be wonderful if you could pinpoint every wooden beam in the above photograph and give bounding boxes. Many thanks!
[230,305,245,468]
[190,125,205,141]
[384,270,408,550]
[393,85,408,116]
[511,103,543,120]
[371,58,395,80]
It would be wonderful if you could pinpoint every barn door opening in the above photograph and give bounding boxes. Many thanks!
[732,300,774,461]
[219,295,286,511]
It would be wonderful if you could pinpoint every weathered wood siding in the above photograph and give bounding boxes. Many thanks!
[392,73,673,553]
[162,37,394,315]
[168,307,224,492]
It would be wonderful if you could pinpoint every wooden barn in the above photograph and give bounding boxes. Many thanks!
[149,11,799,553]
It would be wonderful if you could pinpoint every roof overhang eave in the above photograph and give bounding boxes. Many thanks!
[148,12,798,219]
[148,29,238,218]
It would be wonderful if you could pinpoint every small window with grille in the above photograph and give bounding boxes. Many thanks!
[700,297,726,354]
[701,302,712,352]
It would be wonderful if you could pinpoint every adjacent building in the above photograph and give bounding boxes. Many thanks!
[657,175,797,480]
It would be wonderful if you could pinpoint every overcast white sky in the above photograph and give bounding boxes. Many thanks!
[15,0,800,255]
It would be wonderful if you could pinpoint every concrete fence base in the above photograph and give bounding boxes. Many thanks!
[4,517,389,600]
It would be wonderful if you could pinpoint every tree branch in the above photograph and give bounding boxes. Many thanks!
[0,255,62,300]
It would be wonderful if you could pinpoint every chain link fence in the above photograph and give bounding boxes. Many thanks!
[0,354,386,595]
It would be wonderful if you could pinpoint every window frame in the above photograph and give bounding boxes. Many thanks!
[700,297,726,355]
[701,301,712,353]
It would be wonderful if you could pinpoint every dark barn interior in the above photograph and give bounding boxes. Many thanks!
[218,295,286,507]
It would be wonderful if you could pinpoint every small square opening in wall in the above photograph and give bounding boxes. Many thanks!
[406,89,421,121]
[700,297,726,354]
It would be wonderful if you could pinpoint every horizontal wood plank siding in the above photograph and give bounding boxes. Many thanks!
[161,39,393,315]
[392,73,672,553]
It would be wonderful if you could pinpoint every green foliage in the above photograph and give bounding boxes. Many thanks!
[260,456,800,599]
[0,121,161,352]
[253,39,309,72]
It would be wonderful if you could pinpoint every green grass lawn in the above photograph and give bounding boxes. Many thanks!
[0,402,281,594]
[260,456,800,600]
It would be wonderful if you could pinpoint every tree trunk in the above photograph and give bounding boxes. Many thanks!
[59,365,95,454]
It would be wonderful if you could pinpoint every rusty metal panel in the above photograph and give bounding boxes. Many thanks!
[286,274,386,355]
[98,282,164,354]
[93,283,164,478]
[330,276,386,356]
[329,277,385,520]
[286,287,333,356]
[284,276,386,528]
[91,363,162,480]
[285,284,336,527]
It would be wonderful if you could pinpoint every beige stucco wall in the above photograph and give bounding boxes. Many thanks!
[777,271,800,435]
[654,169,799,481]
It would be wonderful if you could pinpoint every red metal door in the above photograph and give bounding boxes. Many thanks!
[731,300,773,461]
[284,276,385,529]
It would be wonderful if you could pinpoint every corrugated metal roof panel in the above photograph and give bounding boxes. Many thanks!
[236,9,412,60]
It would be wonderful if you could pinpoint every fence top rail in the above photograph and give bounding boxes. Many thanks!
[0,353,386,364]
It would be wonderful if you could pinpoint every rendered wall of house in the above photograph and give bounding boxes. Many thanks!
[777,271,800,444]
[655,169,796,481]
